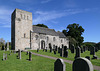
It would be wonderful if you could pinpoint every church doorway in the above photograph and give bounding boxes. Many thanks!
[41,40,45,49]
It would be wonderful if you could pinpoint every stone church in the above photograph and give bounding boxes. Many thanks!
[11,9,69,51]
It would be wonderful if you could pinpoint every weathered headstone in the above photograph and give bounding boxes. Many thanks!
[71,44,75,53]
[3,53,5,60]
[73,57,93,71]
[75,46,81,59]
[64,50,68,58]
[7,40,9,51]
[81,47,83,53]
[60,48,62,57]
[18,49,21,59]
[83,46,86,52]
[29,52,32,61]
[5,54,7,60]
[54,58,65,71]
[58,47,60,53]
[90,47,95,55]
[55,46,57,51]
[9,50,11,55]
[54,50,56,54]
[37,48,39,52]
[64,46,67,56]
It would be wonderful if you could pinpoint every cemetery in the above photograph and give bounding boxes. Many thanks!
[0,45,100,71]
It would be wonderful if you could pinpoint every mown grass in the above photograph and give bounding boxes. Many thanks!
[0,51,72,71]
[29,49,100,66]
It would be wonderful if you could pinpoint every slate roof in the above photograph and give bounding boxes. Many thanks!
[33,26,66,38]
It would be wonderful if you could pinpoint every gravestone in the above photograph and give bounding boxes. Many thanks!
[73,57,93,71]
[7,40,9,51]
[26,51,29,55]
[37,48,39,52]
[54,58,65,71]
[90,47,95,55]
[45,47,47,52]
[55,46,57,51]
[18,49,21,59]
[29,52,32,61]
[60,48,62,57]
[83,46,86,52]
[9,50,11,55]
[3,53,5,60]
[64,46,67,56]
[81,47,83,53]
[71,44,75,53]
[5,54,7,60]
[54,50,56,55]
[75,46,81,59]
[58,47,60,53]
[64,50,68,58]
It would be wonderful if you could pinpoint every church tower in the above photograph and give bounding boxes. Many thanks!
[11,9,32,50]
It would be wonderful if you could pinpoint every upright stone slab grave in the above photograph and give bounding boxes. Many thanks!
[58,47,60,53]
[45,47,47,52]
[64,46,67,57]
[83,46,86,52]
[9,50,11,55]
[73,57,93,71]
[37,48,39,52]
[7,40,9,51]
[18,49,21,59]
[64,50,68,58]
[55,46,57,51]
[60,48,62,57]
[54,58,65,71]
[75,46,80,59]
[3,53,5,61]
[90,47,95,55]
[5,54,7,60]
[54,50,56,55]
[71,44,75,53]
[81,47,83,53]
[29,52,32,61]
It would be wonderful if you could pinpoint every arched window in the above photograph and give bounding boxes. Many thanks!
[47,36,49,41]
[53,37,55,41]
[24,15,25,19]
[61,39,63,43]
[24,33,26,38]
[35,35,38,40]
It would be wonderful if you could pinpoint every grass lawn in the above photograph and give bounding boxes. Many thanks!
[29,49,100,66]
[0,51,72,71]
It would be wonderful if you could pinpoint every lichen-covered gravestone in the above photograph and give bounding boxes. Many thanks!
[54,58,66,71]
[73,57,93,71]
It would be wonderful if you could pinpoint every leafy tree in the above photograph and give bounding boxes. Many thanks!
[34,24,48,28]
[63,23,84,46]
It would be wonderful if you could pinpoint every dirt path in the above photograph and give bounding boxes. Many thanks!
[23,50,100,71]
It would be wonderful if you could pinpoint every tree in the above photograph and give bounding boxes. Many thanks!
[66,23,84,46]
[34,24,48,28]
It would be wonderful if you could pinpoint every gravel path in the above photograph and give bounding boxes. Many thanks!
[23,50,100,71]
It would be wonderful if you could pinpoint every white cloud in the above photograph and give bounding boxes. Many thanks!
[33,9,85,24]
[0,6,13,28]
[12,0,32,3]
[41,0,52,4]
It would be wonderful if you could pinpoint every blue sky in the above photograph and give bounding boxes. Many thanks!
[0,0,100,43]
